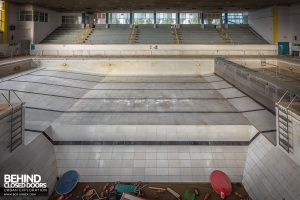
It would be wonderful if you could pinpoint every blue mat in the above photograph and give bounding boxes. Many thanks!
[55,170,79,195]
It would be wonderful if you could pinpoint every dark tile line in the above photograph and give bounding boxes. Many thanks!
[41,69,219,78]
[24,129,249,146]
[25,106,264,114]
[7,79,227,91]
[25,129,55,144]
[8,79,225,84]
[1,88,242,101]
[249,129,277,145]
[28,73,224,85]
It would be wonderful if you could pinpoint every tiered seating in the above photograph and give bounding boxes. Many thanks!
[136,24,175,44]
[178,25,225,44]
[42,25,84,44]
[224,25,268,44]
[85,24,131,44]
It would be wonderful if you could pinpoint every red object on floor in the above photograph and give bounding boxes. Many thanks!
[210,170,232,199]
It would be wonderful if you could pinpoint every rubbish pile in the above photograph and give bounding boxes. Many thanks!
[54,170,253,200]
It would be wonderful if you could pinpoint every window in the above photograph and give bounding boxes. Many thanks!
[39,12,45,22]
[45,13,48,22]
[180,13,199,24]
[204,13,221,25]
[134,13,154,24]
[20,11,33,21]
[33,11,39,22]
[222,12,248,24]
[20,10,48,22]
[96,13,106,24]
[62,16,82,24]
[156,13,176,24]
[110,13,130,24]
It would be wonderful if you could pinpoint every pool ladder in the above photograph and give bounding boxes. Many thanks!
[276,91,297,153]
[1,90,24,152]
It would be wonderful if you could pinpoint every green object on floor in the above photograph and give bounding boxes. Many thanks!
[115,184,139,195]
[184,190,196,200]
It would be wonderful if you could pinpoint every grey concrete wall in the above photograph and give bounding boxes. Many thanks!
[31,44,278,56]
[243,134,300,200]
[0,134,58,198]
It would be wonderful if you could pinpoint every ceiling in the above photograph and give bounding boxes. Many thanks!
[8,0,300,12]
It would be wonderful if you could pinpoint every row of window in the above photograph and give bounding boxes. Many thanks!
[62,16,82,24]
[95,12,247,25]
[20,11,48,22]
[221,13,248,24]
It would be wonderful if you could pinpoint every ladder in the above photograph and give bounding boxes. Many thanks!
[1,90,24,152]
[10,103,23,152]
[276,91,296,153]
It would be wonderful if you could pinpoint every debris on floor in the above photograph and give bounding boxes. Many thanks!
[51,181,251,200]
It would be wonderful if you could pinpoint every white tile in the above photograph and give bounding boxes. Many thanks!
[168,168,180,176]
[179,160,192,168]
[134,152,146,160]
[134,160,146,168]
[157,160,168,168]
[156,153,168,160]
[145,160,157,168]
[146,153,156,160]
[145,168,156,176]
[157,168,169,176]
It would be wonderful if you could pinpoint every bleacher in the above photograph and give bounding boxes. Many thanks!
[42,25,84,44]
[224,24,268,44]
[136,24,175,44]
[41,24,268,45]
[85,24,132,44]
[178,24,226,44]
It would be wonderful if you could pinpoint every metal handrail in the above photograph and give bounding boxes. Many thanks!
[277,90,289,105]
[0,90,24,104]
[1,92,11,105]
[11,90,23,104]
[287,95,297,109]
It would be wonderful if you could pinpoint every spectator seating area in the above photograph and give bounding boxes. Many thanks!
[41,24,268,44]
[85,24,132,44]
[224,24,268,44]
[178,24,225,44]
[42,26,84,44]
[135,24,175,44]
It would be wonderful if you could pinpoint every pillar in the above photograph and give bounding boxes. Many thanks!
[153,11,157,28]
[224,12,228,29]
[1,1,7,44]
[201,13,205,29]
[105,12,109,28]
[130,12,133,28]
[176,12,180,28]
[272,6,279,44]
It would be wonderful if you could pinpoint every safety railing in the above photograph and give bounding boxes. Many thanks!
[77,28,93,44]
[216,27,232,44]
[172,28,181,44]
[129,26,138,44]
